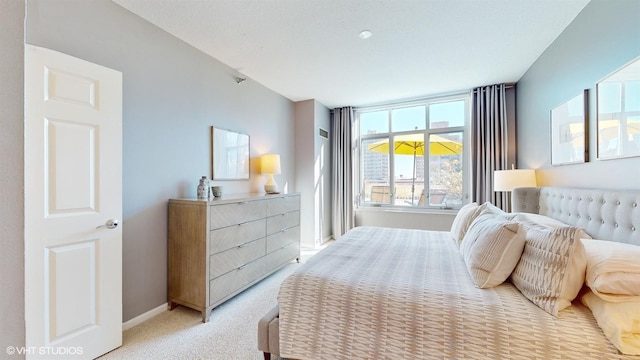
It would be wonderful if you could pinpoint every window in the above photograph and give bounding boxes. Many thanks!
[357,95,469,209]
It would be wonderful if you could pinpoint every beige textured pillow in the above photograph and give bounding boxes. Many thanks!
[460,213,525,288]
[581,289,640,355]
[507,212,592,239]
[582,239,640,302]
[510,224,586,316]
[450,202,479,245]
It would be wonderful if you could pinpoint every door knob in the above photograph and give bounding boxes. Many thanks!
[97,219,119,230]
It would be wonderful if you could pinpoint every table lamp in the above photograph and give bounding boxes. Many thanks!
[261,154,281,194]
[494,166,537,192]
[494,165,536,212]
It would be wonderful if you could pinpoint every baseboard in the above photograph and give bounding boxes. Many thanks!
[301,236,335,252]
[122,303,168,331]
[321,235,334,244]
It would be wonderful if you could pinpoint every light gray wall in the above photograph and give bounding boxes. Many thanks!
[517,0,640,189]
[294,100,332,249]
[0,1,26,358]
[26,0,296,322]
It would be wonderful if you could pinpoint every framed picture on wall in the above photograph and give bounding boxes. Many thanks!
[550,90,589,165]
[211,126,250,180]
[596,56,640,160]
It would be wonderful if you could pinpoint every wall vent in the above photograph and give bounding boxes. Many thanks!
[319,128,329,139]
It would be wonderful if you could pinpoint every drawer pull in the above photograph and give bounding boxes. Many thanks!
[238,242,249,248]
[238,222,247,226]
[238,264,247,270]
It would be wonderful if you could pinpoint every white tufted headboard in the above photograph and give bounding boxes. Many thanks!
[512,187,640,246]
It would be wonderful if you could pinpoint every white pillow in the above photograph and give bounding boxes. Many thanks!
[451,201,506,247]
[477,201,507,216]
[507,212,592,239]
[450,202,479,245]
[510,224,586,316]
[582,239,640,302]
[460,213,525,288]
[581,289,640,355]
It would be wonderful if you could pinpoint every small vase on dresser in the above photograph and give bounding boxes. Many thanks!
[197,176,210,200]
[167,193,301,322]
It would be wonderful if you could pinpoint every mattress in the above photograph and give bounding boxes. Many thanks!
[278,226,635,359]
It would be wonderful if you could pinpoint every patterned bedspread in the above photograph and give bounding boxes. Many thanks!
[278,226,636,359]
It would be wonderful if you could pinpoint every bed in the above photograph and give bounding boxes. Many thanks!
[258,187,640,359]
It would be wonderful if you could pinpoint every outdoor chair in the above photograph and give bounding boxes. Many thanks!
[417,190,447,206]
[370,185,392,203]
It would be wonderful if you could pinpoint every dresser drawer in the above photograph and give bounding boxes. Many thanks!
[266,195,300,217]
[209,238,266,279]
[265,242,299,273]
[266,226,299,253]
[209,256,265,305]
[242,256,267,287]
[209,219,265,254]
[266,210,300,235]
[209,200,267,229]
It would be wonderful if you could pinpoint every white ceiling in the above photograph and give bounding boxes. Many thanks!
[113,0,591,109]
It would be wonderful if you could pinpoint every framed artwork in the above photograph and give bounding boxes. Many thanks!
[211,126,250,180]
[596,56,640,160]
[550,90,588,165]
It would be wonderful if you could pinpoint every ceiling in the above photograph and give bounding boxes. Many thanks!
[113,0,591,109]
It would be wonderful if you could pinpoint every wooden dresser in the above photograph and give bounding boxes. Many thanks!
[168,193,300,322]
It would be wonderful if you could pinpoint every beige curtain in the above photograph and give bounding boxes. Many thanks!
[471,84,516,211]
[331,107,355,238]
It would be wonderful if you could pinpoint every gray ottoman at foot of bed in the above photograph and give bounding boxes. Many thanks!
[258,305,280,360]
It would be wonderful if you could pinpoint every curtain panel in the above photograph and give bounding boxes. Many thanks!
[330,107,355,238]
[471,84,516,210]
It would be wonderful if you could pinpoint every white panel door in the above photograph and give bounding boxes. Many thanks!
[25,45,122,359]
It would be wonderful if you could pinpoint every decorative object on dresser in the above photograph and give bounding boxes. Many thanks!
[197,176,210,200]
[168,193,300,322]
[260,154,281,194]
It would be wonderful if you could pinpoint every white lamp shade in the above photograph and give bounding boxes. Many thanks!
[494,169,536,191]
[261,154,281,175]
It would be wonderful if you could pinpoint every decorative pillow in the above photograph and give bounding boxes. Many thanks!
[582,239,640,302]
[477,201,507,216]
[450,202,505,247]
[507,212,592,239]
[450,202,479,245]
[460,213,525,288]
[510,224,586,316]
[581,289,640,355]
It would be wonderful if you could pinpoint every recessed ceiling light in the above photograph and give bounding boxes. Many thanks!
[359,30,372,40]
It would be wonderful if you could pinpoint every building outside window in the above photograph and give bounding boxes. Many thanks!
[356,94,469,209]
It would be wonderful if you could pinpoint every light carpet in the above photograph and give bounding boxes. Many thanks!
[99,261,301,360]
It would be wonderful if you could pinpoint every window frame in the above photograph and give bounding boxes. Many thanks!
[355,93,471,210]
